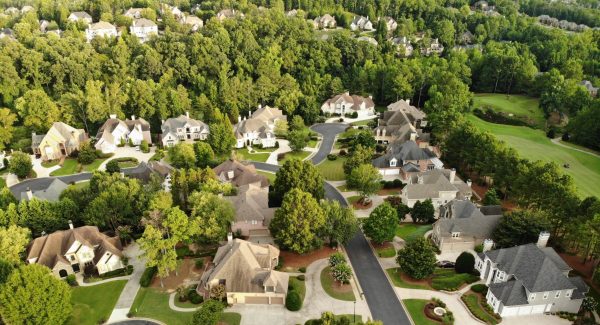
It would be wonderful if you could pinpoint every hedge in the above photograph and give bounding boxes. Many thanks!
[285,291,302,311]
[139,266,157,287]
[471,284,488,294]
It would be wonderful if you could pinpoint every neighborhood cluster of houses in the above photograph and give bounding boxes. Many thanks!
[538,14,594,32]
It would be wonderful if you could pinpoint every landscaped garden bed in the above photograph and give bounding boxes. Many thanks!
[320,266,355,301]
[461,291,501,324]
[347,196,372,210]
[278,246,336,272]
[387,268,479,292]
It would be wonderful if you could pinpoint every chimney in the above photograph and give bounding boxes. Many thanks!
[406,99,410,105]
[483,239,494,252]
[368,95,373,99]
[161,119,165,124]
[417,174,424,184]
[537,231,550,248]
[227,170,234,180]
[131,115,136,121]
[68,220,74,229]
[466,179,472,188]
[41,231,46,237]
[32,132,36,137]
[120,172,125,178]
[185,111,189,118]
[227,232,233,245]
[110,114,117,119]
[410,132,417,142]
[449,168,456,183]
[258,104,262,109]
[238,115,241,123]
[25,187,33,200]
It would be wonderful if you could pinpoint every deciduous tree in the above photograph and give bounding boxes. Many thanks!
[362,202,398,244]
[396,237,436,280]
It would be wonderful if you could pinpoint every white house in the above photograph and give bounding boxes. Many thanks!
[161,112,209,147]
[216,9,244,21]
[383,16,398,31]
[182,15,203,31]
[95,114,152,154]
[86,21,118,41]
[68,11,93,24]
[124,8,144,19]
[313,14,336,29]
[421,38,444,56]
[350,16,374,31]
[130,18,157,42]
[321,92,375,118]
[233,105,286,148]
[161,4,183,20]
[391,37,413,56]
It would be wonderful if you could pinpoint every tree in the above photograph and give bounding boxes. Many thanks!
[328,252,346,268]
[191,299,224,325]
[274,119,288,137]
[331,262,352,284]
[286,290,302,311]
[348,131,376,152]
[274,160,324,202]
[15,89,61,132]
[343,144,374,175]
[9,151,32,178]
[169,143,196,169]
[455,252,475,274]
[492,210,551,248]
[0,264,72,325]
[396,237,437,280]
[269,188,326,253]
[347,164,382,200]
[0,108,16,150]
[209,283,226,301]
[362,202,399,244]
[411,199,435,224]
[194,141,214,168]
[140,140,149,153]
[288,129,308,152]
[384,196,410,221]
[321,200,359,245]
[189,191,234,243]
[105,160,120,173]
[138,225,177,287]
[77,141,97,165]
[482,188,501,206]
[0,225,30,265]
[0,258,13,284]
[207,111,236,155]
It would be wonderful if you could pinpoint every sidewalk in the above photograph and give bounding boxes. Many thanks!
[107,243,146,323]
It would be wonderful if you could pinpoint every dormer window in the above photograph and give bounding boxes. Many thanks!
[543,292,549,299]
[530,293,536,300]
[390,158,397,167]
[565,290,572,298]
[555,291,561,298]
[451,232,460,238]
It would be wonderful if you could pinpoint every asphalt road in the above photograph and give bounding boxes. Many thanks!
[309,123,348,164]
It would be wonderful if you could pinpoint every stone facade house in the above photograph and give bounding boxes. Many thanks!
[182,15,203,31]
[95,114,151,153]
[401,169,472,208]
[86,21,118,41]
[475,236,588,317]
[161,112,209,147]
[233,105,286,148]
[374,99,427,144]
[26,223,124,278]
[350,16,374,31]
[372,140,442,176]
[199,237,289,305]
[321,92,375,118]
[127,161,173,191]
[431,200,502,254]
[68,11,92,24]
[213,159,269,189]
[384,17,398,31]
[32,122,87,161]
[391,37,413,56]
[313,14,336,29]
[459,30,474,44]
[130,18,157,42]
[357,36,378,46]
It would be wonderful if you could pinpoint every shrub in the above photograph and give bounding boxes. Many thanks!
[298,267,306,273]
[455,252,475,274]
[351,112,358,118]
[188,289,204,304]
[275,141,280,148]
[77,142,97,164]
[474,244,483,253]
[471,284,488,294]
[139,266,157,287]
[297,275,305,281]
[561,132,570,141]
[66,274,77,286]
[140,140,149,153]
[8,151,32,178]
[106,160,120,173]
[277,153,286,161]
[328,252,346,268]
[546,128,556,138]
[176,246,192,258]
[195,259,204,269]
[327,154,337,161]
[285,291,302,311]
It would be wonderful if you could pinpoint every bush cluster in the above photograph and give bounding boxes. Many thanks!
[327,154,337,161]
[285,291,302,311]
[139,266,157,287]
[471,284,488,294]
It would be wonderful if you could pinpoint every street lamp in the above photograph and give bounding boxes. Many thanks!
[353,300,356,323]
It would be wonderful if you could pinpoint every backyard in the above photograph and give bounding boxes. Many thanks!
[467,114,600,198]
[68,280,127,325]
[472,93,546,128]
[395,223,433,243]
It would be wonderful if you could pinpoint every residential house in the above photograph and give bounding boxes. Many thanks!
[199,237,289,304]
[391,37,413,56]
[68,11,93,24]
[374,99,427,144]
[127,161,173,191]
[431,200,502,253]
[182,15,203,31]
[383,16,398,31]
[130,18,157,42]
[95,114,152,154]
[286,9,299,17]
[475,235,588,317]
[216,9,244,21]
[313,14,336,29]
[19,179,68,202]
[401,168,473,208]
[160,112,209,147]
[458,30,474,44]
[372,140,442,176]
[161,4,183,20]
[26,223,125,278]
[213,159,270,189]
[357,36,378,46]
[421,38,444,56]
[233,105,286,148]
[86,21,118,41]
[0,28,14,39]
[350,16,374,31]
[39,20,50,32]
[580,80,598,97]
[4,7,19,15]
[124,8,144,19]
[31,122,87,161]
[226,183,276,237]
[321,92,375,118]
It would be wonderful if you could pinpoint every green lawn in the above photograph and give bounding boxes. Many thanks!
[130,288,240,324]
[289,276,307,303]
[0,177,5,188]
[70,181,90,190]
[403,299,438,325]
[279,150,311,164]
[82,158,108,172]
[376,246,396,258]
[305,314,363,324]
[472,93,545,128]
[256,170,276,184]
[350,119,376,126]
[316,157,347,181]
[386,268,430,290]
[41,160,59,168]
[395,223,433,243]
[347,196,361,204]
[68,280,127,325]
[50,159,79,176]
[320,266,355,301]
[461,293,500,324]
[387,268,478,292]
[234,146,277,163]
[467,114,600,198]
[306,139,318,148]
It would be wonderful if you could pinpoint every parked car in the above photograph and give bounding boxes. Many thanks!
[436,260,455,268]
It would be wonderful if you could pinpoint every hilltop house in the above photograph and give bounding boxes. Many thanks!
[580,80,598,97]
[213,159,269,189]
[32,122,87,161]
[321,92,375,118]
[313,14,336,29]
[216,9,244,21]
[350,16,374,31]
[391,37,413,56]
[357,36,378,46]
[160,4,183,20]
[130,18,157,42]
[68,11,92,24]
[475,235,588,317]
[233,105,286,148]
[401,169,472,208]
[226,183,276,237]
[431,200,502,254]
[124,8,144,19]
[160,112,209,147]
[18,179,68,202]
[26,223,124,278]
[199,237,289,304]
[383,17,398,31]
[372,140,442,176]
[86,21,118,41]
[374,99,427,144]
[95,114,151,154]
[421,38,444,56]
[182,15,203,31]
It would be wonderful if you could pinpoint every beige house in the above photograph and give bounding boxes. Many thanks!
[213,159,269,188]
[321,92,375,118]
[26,223,124,278]
[372,140,442,176]
[226,183,275,237]
[313,14,336,29]
[401,169,473,208]
[216,9,244,21]
[160,112,209,147]
[199,237,289,304]
[32,122,87,161]
[233,105,286,148]
[374,99,427,144]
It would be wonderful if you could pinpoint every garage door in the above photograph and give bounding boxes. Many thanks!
[501,306,518,317]
[271,297,284,305]
[531,305,546,314]
[244,297,270,304]
[518,306,533,315]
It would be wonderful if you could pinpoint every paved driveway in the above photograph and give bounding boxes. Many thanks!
[309,123,348,164]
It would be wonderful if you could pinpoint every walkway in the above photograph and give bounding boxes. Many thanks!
[108,243,146,323]
[551,138,600,158]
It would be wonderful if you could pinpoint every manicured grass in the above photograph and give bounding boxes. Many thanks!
[256,170,276,184]
[473,93,545,128]
[234,147,271,162]
[109,157,139,168]
[395,223,433,243]
[350,119,376,126]
[289,276,306,302]
[461,293,500,324]
[316,157,347,181]
[336,184,350,192]
[41,160,59,168]
[467,114,600,198]
[0,177,5,188]
[68,280,127,325]
[376,246,396,258]
[306,314,363,324]
[279,150,311,164]
[387,268,478,292]
[347,196,361,204]
[306,139,318,148]
[403,299,439,325]
[221,312,242,325]
[50,159,79,176]
[320,266,355,301]
[82,158,108,172]
[386,268,430,290]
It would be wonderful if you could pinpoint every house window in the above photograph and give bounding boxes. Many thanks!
[530,293,536,301]
[555,291,561,298]
[566,290,572,298]
[451,232,460,238]
[543,292,549,299]
[390,159,397,167]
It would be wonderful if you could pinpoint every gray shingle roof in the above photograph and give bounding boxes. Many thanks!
[435,213,502,239]
[489,279,529,306]
[161,114,208,136]
[404,169,470,200]
[19,178,68,202]
[372,141,436,168]
[439,200,482,219]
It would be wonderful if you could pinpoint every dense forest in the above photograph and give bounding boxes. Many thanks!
[521,0,600,27]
